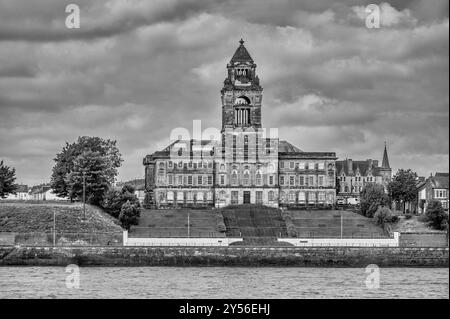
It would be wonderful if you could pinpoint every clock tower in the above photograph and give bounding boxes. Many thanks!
[221,39,263,133]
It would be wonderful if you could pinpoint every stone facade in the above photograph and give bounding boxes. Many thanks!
[143,40,337,209]
[336,145,392,200]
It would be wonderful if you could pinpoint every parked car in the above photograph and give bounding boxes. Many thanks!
[347,197,360,205]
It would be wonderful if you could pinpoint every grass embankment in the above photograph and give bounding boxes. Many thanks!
[130,209,224,238]
[391,214,441,233]
[0,202,123,233]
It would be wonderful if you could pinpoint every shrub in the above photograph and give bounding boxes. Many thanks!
[423,200,449,231]
[119,200,140,230]
[374,206,398,227]
[214,213,226,233]
[405,214,413,220]
[360,183,390,218]
[287,224,297,237]
[103,185,140,219]
[281,212,297,237]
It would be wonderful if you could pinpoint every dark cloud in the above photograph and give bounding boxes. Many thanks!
[0,0,448,185]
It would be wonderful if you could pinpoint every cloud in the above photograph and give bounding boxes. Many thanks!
[0,0,448,186]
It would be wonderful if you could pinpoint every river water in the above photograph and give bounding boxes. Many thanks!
[0,267,448,299]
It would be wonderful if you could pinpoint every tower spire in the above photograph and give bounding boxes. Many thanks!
[382,142,390,169]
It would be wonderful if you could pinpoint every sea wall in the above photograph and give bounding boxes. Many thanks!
[280,232,399,247]
[400,232,448,247]
[0,246,447,267]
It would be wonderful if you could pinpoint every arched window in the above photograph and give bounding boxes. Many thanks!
[243,170,250,186]
[220,164,226,172]
[231,170,238,186]
[255,170,262,186]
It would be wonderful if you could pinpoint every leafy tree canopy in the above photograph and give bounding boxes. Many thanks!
[423,200,449,231]
[50,136,122,204]
[0,160,18,198]
[388,168,418,207]
[360,183,390,218]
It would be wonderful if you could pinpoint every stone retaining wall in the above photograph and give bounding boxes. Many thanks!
[400,232,448,247]
[0,246,447,267]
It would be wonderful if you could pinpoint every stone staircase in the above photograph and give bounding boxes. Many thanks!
[218,205,289,246]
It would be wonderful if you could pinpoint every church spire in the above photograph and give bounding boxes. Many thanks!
[382,142,390,169]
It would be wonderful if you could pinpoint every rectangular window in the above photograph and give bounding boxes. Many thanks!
[269,175,274,185]
[207,191,213,201]
[178,175,183,185]
[177,192,184,201]
[197,192,204,202]
[309,192,316,201]
[318,176,324,186]
[220,175,225,185]
[299,176,305,186]
[231,191,239,205]
[188,162,193,169]
[280,162,285,169]
[299,162,305,169]
[318,192,325,201]
[309,176,314,186]
[188,175,193,185]
[318,162,324,170]
[280,176,285,185]
[256,191,263,204]
[299,192,306,201]
[198,175,202,185]
[289,175,295,186]
[168,175,173,185]
[290,162,295,169]
[208,175,213,185]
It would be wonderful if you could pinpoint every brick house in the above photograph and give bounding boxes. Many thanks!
[417,172,449,214]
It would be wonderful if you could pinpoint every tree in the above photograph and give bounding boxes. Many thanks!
[360,183,390,218]
[388,169,418,213]
[50,136,122,203]
[103,185,140,219]
[422,200,449,231]
[119,200,140,230]
[374,206,398,227]
[0,160,18,198]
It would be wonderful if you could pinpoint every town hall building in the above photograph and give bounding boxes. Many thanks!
[143,40,337,208]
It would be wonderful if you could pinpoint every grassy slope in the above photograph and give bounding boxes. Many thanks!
[391,215,439,233]
[130,209,223,237]
[0,202,123,233]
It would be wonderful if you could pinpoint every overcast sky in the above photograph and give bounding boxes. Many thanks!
[0,0,448,186]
